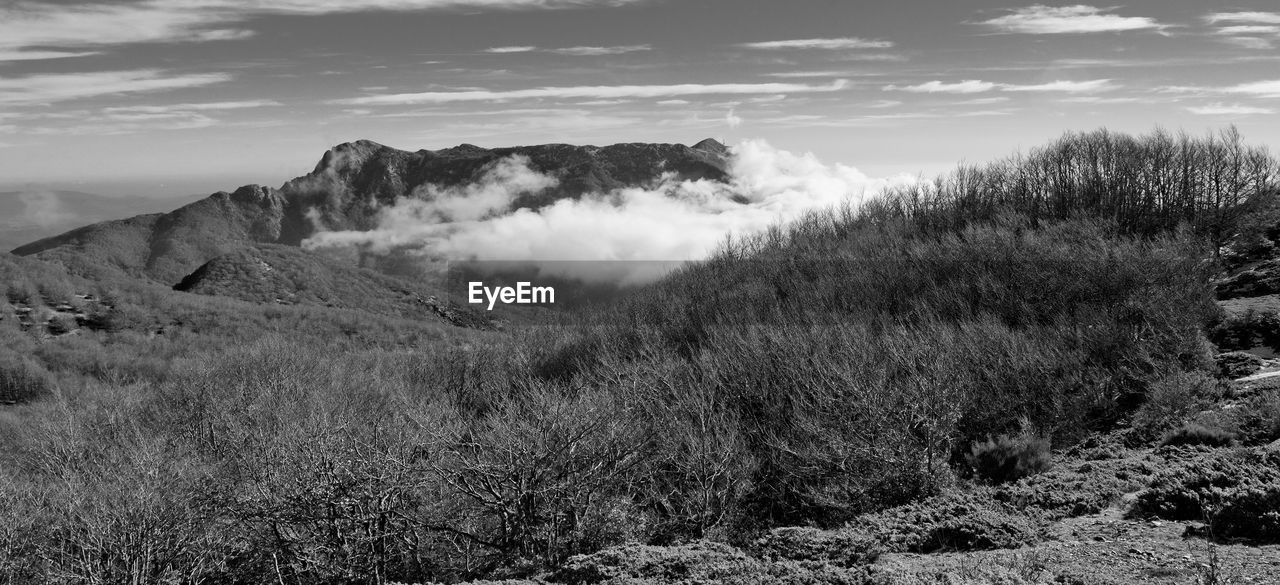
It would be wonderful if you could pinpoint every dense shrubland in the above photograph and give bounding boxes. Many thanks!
[0,127,1275,583]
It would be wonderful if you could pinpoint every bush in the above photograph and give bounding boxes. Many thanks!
[753,527,883,567]
[996,457,1153,519]
[759,491,1041,556]
[1130,448,1280,542]
[966,434,1052,484]
[551,541,872,585]
[0,354,55,404]
[1216,351,1264,379]
[1160,423,1236,448]
[1132,372,1219,439]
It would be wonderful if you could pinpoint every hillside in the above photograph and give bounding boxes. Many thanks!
[2,128,1280,585]
[12,139,729,285]
[173,244,496,328]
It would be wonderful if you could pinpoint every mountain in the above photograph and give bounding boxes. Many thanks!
[11,139,729,285]
[0,190,203,253]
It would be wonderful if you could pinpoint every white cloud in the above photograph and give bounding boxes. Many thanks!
[336,79,849,106]
[102,99,281,113]
[725,108,743,128]
[739,37,893,50]
[303,140,915,268]
[1000,79,1115,93]
[1059,96,1140,104]
[765,71,846,78]
[1217,25,1280,35]
[0,0,650,55]
[979,5,1167,34]
[1186,103,1274,115]
[0,69,231,105]
[1224,80,1280,97]
[0,50,101,62]
[1220,37,1274,49]
[485,46,538,53]
[885,78,1113,95]
[550,45,651,55]
[1206,12,1280,25]
[885,80,996,94]
[955,96,1010,105]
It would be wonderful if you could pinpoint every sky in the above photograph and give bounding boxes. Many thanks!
[1,0,1279,198]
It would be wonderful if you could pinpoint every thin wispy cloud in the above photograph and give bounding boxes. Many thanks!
[485,44,650,55]
[0,50,101,62]
[885,80,996,94]
[1186,103,1274,115]
[739,37,893,50]
[979,5,1167,34]
[101,100,282,114]
[1206,12,1280,25]
[485,46,538,53]
[551,45,651,56]
[1001,79,1115,93]
[0,69,231,105]
[765,71,847,78]
[336,79,850,106]
[0,0,651,56]
[885,79,1115,94]
[1060,96,1141,104]
[1224,80,1280,97]
[1206,13,1280,49]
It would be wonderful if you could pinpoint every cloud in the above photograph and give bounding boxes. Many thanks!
[1186,103,1274,115]
[1000,79,1115,92]
[0,69,231,105]
[302,140,914,270]
[101,99,281,114]
[486,44,652,55]
[1059,96,1140,104]
[550,45,651,55]
[1217,25,1280,35]
[725,108,743,128]
[485,46,538,53]
[1219,37,1274,49]
[1223,80,1280,97]
[885,80,996,94]
[954,97,1010,105]
[0,0,651,56]
[884,79,1114,94]
[978,5,1167,34]
[0,50,101,62]
[739,37,893,50]
[1207,15,1280,49]
[1206,12,1280,25]
[764,71,846,78]
[335,79,849,106]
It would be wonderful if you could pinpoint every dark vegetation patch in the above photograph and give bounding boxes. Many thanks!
[550,541,871,585]
[1129,447,1280,543]
[995,444,1157,518]
[1215,350,1264,379]
[965,433,1053,485]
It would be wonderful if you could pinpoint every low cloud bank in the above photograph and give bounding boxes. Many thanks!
[302,140,912,281]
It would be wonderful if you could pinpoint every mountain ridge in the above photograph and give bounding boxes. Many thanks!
[12,139,730,284]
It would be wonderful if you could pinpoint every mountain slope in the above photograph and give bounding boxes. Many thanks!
[12,140,729,284]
